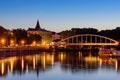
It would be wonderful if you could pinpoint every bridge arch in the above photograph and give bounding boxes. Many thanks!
[60,34,118,46]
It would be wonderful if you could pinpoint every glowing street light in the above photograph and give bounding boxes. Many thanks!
[10,40,14,44]
[21,40,25,45]
[10,39,15,45]
[32,41,36,46]
[10,39,15,47]
[115,42,119,45]
[43,41,46,45]
[1,40,4,43]
[1,38,6,46]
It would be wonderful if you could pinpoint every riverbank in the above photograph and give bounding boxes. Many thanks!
[0,47,100,53]
[0,47,100,59]
[0,47,51,53]
[54,47,99,52]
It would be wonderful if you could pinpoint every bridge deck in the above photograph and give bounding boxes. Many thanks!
[66,43,117,46]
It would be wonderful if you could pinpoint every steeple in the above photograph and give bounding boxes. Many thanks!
[35,20,41,30]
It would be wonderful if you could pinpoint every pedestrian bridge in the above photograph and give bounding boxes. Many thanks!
[60,34,119,46]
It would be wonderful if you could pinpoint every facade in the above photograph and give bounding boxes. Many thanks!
[51,32,66,48]
[52,32,60,42]
[27,20,52,45]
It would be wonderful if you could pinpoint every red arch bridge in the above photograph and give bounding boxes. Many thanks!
[58,34,119,46]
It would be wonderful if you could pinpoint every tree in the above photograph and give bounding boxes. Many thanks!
[60,28,98,39]
[27,34,42,44]
[13,28,27,44]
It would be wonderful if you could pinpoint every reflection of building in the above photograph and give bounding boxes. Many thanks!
[27,20,52,44]
[0,52,120,77]
[0,53,55,76]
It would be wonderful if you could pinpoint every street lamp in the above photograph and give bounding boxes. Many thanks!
[32,41,36,46]
[10,39,15,46]
[1,38,6,47]
[10,40,14,44]
[21,40,25,45]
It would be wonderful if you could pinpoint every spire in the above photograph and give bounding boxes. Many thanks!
[35,20,41,30]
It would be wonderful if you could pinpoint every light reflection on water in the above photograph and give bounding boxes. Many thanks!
[0,52,120,80]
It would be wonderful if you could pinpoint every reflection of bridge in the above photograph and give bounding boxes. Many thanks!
[60,34,119,46]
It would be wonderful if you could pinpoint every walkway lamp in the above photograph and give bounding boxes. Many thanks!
[21,40,25,46]
[32,41,36,46]
[43,41,46,45]
[10,39,15,46]
[1,38,6,47]
[115,42,119,45]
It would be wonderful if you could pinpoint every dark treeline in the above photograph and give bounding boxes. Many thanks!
[13,29,42,45]
[60,27,120,41]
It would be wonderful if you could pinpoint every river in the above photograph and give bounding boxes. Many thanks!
[0,51,120,80]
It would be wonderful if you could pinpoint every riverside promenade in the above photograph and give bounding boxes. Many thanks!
[0,46,50,52]
[0,46,51,58]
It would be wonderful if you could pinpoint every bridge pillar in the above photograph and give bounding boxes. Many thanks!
[105,39,107,43]
[90,35,92,43]
[86,35,87,42]
[81,36,83,43]
[95,36,97,43]
[72,37,73,43]
[76,37,78,43]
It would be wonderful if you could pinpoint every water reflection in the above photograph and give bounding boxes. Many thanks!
[0,51,119,77]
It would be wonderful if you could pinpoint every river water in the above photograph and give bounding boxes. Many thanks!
[0,51,120,80]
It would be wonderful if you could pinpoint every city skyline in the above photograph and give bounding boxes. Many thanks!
[0,0,120,32]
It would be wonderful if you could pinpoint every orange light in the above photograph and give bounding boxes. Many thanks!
[115,60,118,72]
[32,41,36,46]
[33,41,36,44]
[43,53,46,69]
[1,62,4,75]
[21,40,25,45]
[10,61,14,72]
[43,41,46,45]
[1,38,5,45]
[33,56,36,70]
[115,42,119,45]
[21,58,24,71]
[51,54,54,66]
[10,40,14,44]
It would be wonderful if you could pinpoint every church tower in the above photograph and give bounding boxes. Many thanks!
[35,20,41,30]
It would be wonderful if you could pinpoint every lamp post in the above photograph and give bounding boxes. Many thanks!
[32,41,36,46]
[21,40,25,46]
[10,39,15,47]
[1,38,5,47]
[10,40,14,44]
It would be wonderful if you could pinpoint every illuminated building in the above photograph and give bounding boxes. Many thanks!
[27,20,52,45]
[52,32,60,41]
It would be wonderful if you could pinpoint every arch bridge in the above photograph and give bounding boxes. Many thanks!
[60,34,119,46]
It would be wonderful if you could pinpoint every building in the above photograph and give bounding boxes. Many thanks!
[52,32,61,42]
[27,20,52,45]
[51,32,66,48]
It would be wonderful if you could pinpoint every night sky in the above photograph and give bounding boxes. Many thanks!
[0,0,120,32]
